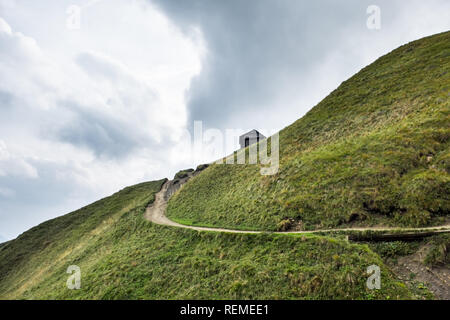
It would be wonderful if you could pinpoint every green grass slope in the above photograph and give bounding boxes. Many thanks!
[167,31,450,231]
[0,180,166,298]
[0,180,413,299]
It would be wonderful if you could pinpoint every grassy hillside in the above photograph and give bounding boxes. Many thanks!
[0,180,166,298]
[2,32,448,300]
[167,31,450,231]
[0,180,413,299]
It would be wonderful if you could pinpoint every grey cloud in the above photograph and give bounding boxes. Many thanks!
[76,52,125,82]
[149,0,450,132]
[45,52,170,159]
[46,97,173,159]
[55,102,141,158]
[0,90,13,107]
[149,0,375,130]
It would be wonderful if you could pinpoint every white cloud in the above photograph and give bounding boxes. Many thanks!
[0,1,203,240]
[0,141,38,179]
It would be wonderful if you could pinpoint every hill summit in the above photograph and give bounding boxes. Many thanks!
[167,31,450,232]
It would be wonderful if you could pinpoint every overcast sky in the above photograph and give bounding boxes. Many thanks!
[0,0,449,241]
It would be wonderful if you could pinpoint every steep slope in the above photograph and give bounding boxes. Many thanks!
[0,180,413,299]
[167,31,450,231]
[0,180,166,298]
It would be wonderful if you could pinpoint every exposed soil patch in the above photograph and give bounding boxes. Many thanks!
[390,244,450,300]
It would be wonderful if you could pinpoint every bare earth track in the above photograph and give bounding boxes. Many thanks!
[145,180,450,236]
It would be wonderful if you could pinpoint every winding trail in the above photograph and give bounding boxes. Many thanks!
[145,181,260,234]
[145,180,450,236]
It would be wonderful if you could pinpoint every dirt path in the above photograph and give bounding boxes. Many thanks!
[145,180,450,236]
[145,181,260,233]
